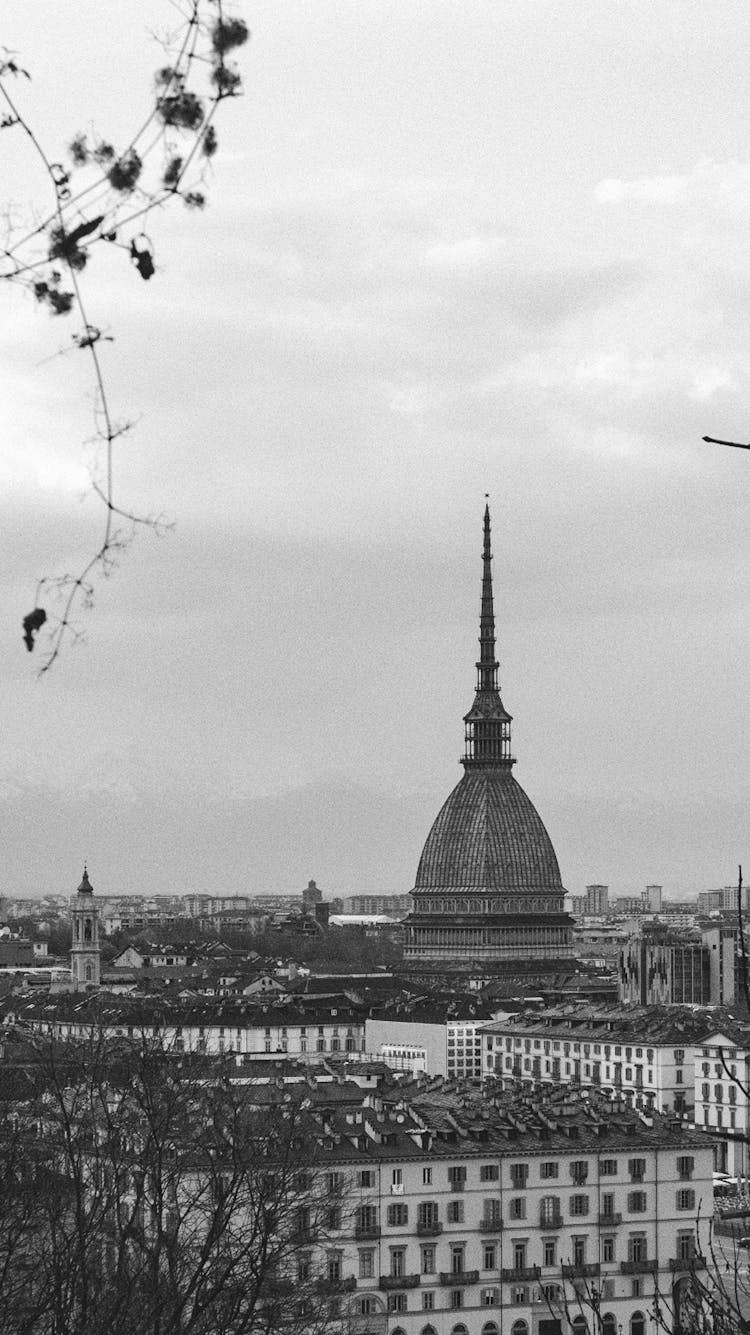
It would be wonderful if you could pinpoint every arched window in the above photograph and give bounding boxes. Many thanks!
[602,1314,618,1335]
[451,1326,469,1335]
[511,1321,529,1335]
[391,1329,407,1335]
[483,1324,501,1335]
[421,1327,437,1335]
[85,964,92,982]
[631,1313,646,1335]
[572,1317,589,1335]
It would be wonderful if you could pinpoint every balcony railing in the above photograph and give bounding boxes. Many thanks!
[598,1213,622,1227]
[562,1263,600,1280]
[354,1224,381,1240]
[620,1259,658,1275]
[539,1214,564,1230]
[669,1257,706,1272]
[439,1270,479,1287]
[416,1221,443,1237]
[379,1274,420,1290]
[480,1218,504,1232]
[315,1277,357,1294]
[501,1267,539,1284]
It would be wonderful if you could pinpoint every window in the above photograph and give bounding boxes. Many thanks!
[601,1192,616,1218]
[423,1292,435,1310]
[631,1312,646,1335]
[570,1160,589,1183]
[677,1155,695,1180]
[392,1168,403,1187]
[677,1230,696,1260]
[573,1236,587,1267]
[600,1159,618,1176]
[451,1290,464,1310]
[423,1166,432,1186]
[418,1201,439,1229]
[483,1243,496,1269]
[627,1192,647,1213]
[677,1189,696,1211]
[511,1286,528,1305]
[359,1249,374,1279]
[483,1199,502,1227]
[421,1246,436,1274]
[448,1165,467,1190]
[540,1161,559,1179]
[297,1254,311,1282]
[511,1323,529,1335]
[326,1252,342,1283]
[602,1316,617,1335]
[510,1163,529,1188]
[572,1317,588,1335]
[388,1203,409,1227]
[632,1278,643,1298]
[451,1244,465,1275]
[388,1294,407,1313]
[513,1241,527,1270]
[628,1158,646,1182]
[602,1236,615,1264]
[481,1164,500,1181]
[327,1206,341,1230]
[447,1200,464,1224]
[390,1248,406,1278]
[543,1238,557,1267]
[482,1287,499,1306]
[540,1196,561,1227]
[628,1234,647,1263]
[509,1197,526,1220]
[570,1194,589,1217]
[359,1170,375,1188]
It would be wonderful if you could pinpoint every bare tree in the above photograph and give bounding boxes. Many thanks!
[1,4,248,671]
[0,1028,350,1335]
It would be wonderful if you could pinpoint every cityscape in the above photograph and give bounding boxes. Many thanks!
[2,504,749,1334]
[4,4,750,1335]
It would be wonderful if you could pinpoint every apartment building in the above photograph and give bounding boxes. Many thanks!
[480,1006,722,1115]
[291,1081,711,1335]
[366,1017,488,1080]
[693,1022,750,1176]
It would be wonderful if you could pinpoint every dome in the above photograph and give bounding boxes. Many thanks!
[414,767,562,893]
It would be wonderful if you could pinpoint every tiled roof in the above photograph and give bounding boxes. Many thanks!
[414,768,562,892]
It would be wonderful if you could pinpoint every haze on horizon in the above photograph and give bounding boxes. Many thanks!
[2,1,750,902]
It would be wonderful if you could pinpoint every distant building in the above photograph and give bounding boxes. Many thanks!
[618,926,735,1006]
[69,866,100,991]
[405,505,573,967]
[302,879,323,911]
[586,884,609,915]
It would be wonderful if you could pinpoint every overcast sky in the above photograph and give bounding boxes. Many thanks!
[3,1,750,902]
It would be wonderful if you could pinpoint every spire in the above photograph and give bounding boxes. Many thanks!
[462,501,513,769]
[77,864,93,894]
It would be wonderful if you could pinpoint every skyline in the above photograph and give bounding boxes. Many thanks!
[3,3,750,899]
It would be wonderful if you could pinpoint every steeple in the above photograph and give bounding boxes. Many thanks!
[462,501,513,769]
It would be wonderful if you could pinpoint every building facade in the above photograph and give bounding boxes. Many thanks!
[69,865,101,990]
[618,927,735,1006]
[405,506,573,966]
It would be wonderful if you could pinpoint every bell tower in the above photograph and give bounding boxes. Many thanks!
[70,865,101,990]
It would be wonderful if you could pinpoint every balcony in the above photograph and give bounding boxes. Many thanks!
[448,1181,466,1192]
[620,1259,658,1275]
[417,1221,443,1237]
[539,1214,564,1230]
[315,1277,357,1295]
[379,1274,421,1290]
[355,1224,381,1240]
[480,1218,504,1232]
[598,1213,622,1227]
[562,1263,600,1280]
[439,1270,479,1287]
[669,1257,706,1272]
[501,1267,539,1284]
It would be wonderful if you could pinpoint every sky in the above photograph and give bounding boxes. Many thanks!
[3,1,750,901]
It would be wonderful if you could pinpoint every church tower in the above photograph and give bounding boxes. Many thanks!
[404,503,573,967]
[70,865,101,990]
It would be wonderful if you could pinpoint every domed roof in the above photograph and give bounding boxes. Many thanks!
[414,768,562,893]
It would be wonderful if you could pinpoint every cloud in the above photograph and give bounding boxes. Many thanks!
[595,159,750,211]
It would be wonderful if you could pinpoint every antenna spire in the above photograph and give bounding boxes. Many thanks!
[462,502,513,768]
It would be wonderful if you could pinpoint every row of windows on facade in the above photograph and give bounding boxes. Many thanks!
[357,1157,693,1191]
[350,1187,696,1231]
[320,1317,647,1335]
[499,1056,674,1086]
[494,1037,685,1063]
[416,900,559,915]
[322,1226,697,1283]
